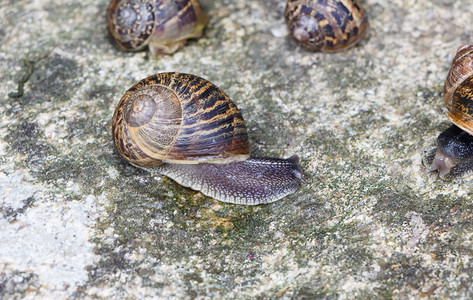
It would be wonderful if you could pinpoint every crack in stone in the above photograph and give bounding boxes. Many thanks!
[8,60,35,99]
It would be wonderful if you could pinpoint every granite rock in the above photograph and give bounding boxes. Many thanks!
[1,0,473,298]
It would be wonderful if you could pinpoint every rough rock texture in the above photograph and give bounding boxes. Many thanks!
[1,0,473,298]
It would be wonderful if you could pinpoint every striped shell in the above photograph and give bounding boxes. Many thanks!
[284,0,368,52]
[444,44,473,136]
[107,0,208,55]
[112,73,250,167]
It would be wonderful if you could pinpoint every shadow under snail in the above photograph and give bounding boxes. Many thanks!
[112,72,305,205]
[107,0,208,56]
[285,0,368,52]
[424,44,473,179]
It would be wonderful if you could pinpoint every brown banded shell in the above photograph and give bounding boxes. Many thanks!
[107,0,208,55]
[284,0,368,52]
[444,44,473,136]
[112,72,250,167]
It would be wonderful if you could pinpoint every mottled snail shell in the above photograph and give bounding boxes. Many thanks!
[425,45,473,178]
[444,44,473,135]
[107,0,208,55]
[284,0,368,52]
[112,73,304,205]
[112,72,250,167]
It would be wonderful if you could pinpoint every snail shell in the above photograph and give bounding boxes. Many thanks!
[426,45,473,178]
[107,0,208,55]
[112,72,249,167]
[284,0,368,52]
[444,44,473,136]
[112,72,304,205]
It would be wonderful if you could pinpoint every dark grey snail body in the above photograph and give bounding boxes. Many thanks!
[425,125,473,178]
[112,73,304,205]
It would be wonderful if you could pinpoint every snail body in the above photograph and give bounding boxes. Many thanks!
[112,73,304,205]
[284,0,368,52]
[425,45,473,178]
[154,156,303,205]
[107,0,208,56]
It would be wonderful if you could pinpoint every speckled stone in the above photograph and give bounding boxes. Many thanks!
[1,0,473,298]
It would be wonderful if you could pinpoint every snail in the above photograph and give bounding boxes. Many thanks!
[112,72,305,205]
[106,0,208,56]
[424,44,473,179]
[284,0,368,52]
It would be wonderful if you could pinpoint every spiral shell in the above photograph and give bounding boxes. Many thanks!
[444,44,473,136]
[112,72,250,167]
[107,0,208,55]
[284,0,368,52]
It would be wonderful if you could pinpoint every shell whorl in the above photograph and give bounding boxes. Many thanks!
[112,73,250,167]
[444,45,473,136]
[284,0,368,52]
[107,0,156,50]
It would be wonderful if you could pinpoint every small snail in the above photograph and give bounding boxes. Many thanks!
[284,0,368,52]
[112,72,304,205]
[107,0,208,56]
[425,44,473,178]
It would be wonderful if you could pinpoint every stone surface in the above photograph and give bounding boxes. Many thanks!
[1,0,473,298]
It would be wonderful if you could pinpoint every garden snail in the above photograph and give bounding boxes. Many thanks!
[284,0,368,52]
[112,72,304,205]
[424,44,473,179]
[107,0,208,56]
